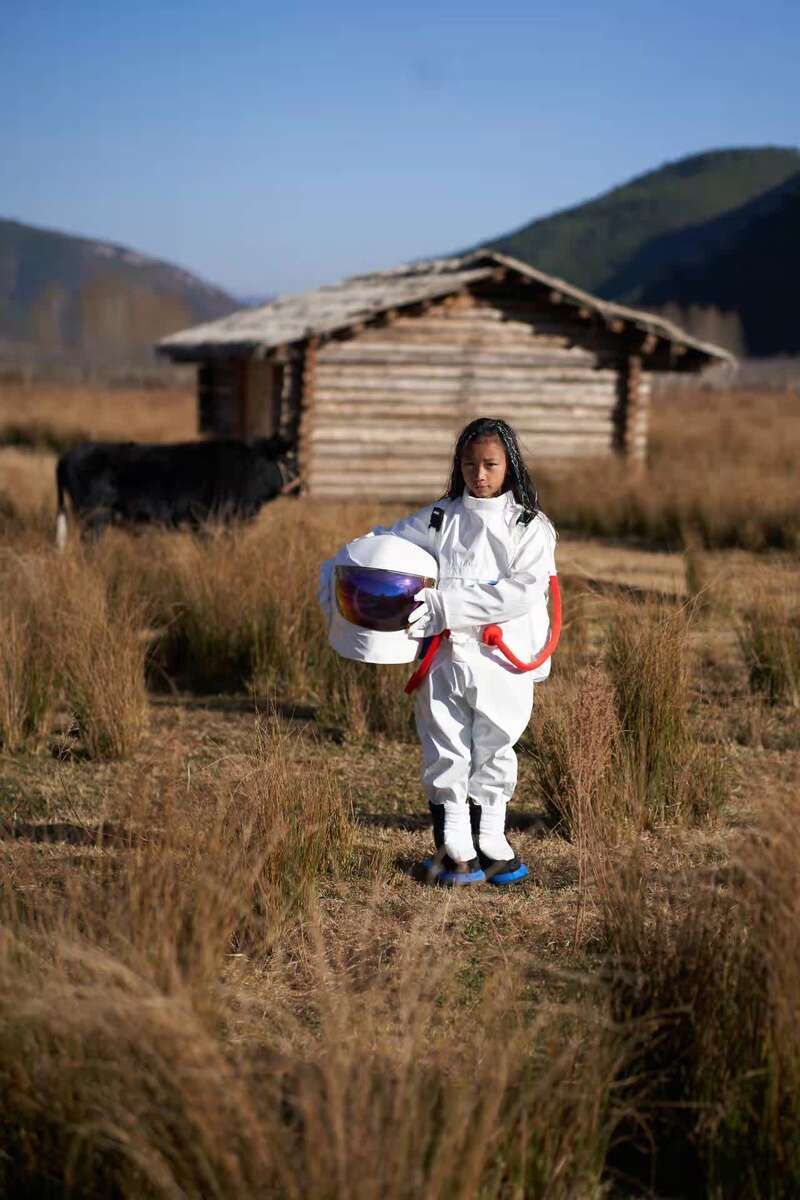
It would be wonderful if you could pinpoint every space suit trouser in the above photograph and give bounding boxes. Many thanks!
[414,645,535,864]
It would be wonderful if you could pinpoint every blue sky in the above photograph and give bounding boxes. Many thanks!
[3,0,798,296]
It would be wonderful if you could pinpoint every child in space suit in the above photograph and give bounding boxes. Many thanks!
[320,417,557,886]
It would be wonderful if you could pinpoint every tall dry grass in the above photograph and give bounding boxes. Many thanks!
[3,498,762,754]
[681,525,715,616]
[0,609,57,753]
[4,720,799,1196]
[531,665,619,837]
[599,792,800,1196]
[0,504,420,747]
[0,381,196,449]
[0,547,148,758]
[0,552,63,753]
[57,558,149,758]
[95,506,416,738]
[539,388,800,551]
[531,600,727,838]
[0,931,619,1199]
[738,588,800,707]
[138,527,288,694]
[0,730,623,1200]
[605,601,726,825]
[0,445,58,542]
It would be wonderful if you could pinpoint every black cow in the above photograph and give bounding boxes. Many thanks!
[55,436,297,544]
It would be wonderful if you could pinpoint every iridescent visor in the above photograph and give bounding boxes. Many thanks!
[335,566,435,632]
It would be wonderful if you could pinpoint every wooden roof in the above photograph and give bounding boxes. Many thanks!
[157,249,734,368]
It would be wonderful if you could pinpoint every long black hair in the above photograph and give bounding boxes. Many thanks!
[444,417,539,515]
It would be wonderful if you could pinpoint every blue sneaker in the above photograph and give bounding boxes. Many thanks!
[483,856,529,886]
[422,855,486,887]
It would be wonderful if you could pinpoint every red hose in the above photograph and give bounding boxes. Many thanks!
[404,631,448,694]
[404,575,561,693]
[481,574,562,671]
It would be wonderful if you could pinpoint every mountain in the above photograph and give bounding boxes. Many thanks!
[483,147,800,354]
[0,218,237,368]
[630,172,800,357]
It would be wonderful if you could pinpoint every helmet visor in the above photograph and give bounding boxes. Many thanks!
[335,566,435,632]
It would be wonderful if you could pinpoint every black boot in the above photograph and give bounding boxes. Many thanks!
[422,802,485,886]
[468,800,529,886]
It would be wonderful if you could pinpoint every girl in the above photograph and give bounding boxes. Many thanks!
[320,417,557,886]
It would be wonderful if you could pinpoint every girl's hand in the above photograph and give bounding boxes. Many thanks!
[407,588,446,638]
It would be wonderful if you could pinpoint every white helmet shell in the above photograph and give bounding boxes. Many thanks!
[329,534,439,664]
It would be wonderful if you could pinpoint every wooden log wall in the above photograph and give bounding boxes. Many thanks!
[304,291,626,499]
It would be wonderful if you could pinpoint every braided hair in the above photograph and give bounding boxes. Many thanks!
[444,417,539,515]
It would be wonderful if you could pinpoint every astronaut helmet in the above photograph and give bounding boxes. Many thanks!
[329,534,438,664]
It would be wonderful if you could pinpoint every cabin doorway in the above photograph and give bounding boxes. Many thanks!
[197,360,284,438]
[244,361,284,437]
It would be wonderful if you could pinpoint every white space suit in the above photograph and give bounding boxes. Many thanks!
[369,490,557,877]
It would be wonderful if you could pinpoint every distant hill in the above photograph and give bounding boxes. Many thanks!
[630,172,800,357]
[483,147,800,354]
[0,219,237,369]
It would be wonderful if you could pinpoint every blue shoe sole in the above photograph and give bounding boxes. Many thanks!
[421,858,486,886]
[488,863,529,886]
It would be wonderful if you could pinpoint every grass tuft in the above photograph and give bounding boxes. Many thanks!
[738,590,800,707]
[601,792,800,1196]
[533,665,620,840]
[57,557,149,759]
[605,601,726,825]
[0,609,56,753]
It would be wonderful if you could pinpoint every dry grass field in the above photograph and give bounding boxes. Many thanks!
[0,381,196,451]
[1,382,799,1198]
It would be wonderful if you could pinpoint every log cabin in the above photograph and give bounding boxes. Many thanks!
[157,250,733,500]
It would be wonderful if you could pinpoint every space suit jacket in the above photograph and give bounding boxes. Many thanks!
[373,489,557,681]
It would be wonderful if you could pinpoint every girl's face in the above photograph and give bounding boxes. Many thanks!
[460,435,508,498]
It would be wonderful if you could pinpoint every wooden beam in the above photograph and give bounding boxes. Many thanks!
[616,354,646,465]
[237,358,250,436]
[297,337,318,492]
[640,333,659,354]
[332,323,364,341]
[402,299,434,318]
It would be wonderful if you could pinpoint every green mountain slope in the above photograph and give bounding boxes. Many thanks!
[0,218,237,367]
[485,146,800,316]
[632,171,800,356]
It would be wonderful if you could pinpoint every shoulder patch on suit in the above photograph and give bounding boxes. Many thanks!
[429,506,445,531]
